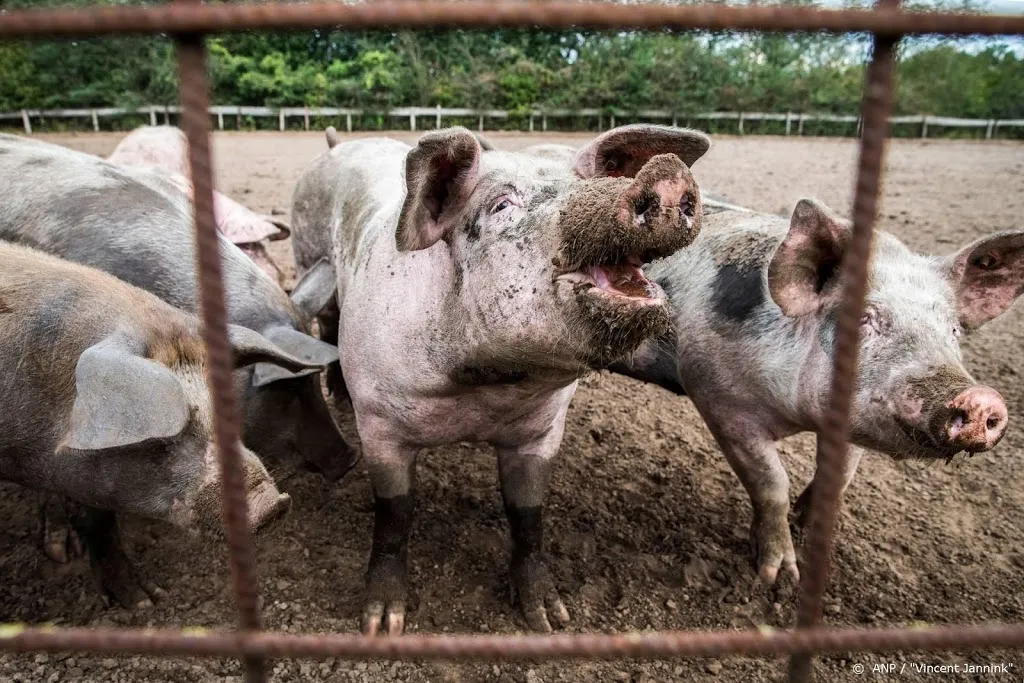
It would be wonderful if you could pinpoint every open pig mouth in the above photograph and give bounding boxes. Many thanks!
[555,254,664,305]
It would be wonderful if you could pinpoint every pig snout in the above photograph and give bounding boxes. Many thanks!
[174,444,292,537]
[557,153,702,283]
[942,386,1008,452]
[248,484,292,535]
[618,153,696,242]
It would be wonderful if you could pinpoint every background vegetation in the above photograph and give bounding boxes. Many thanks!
[1,0,1021,134]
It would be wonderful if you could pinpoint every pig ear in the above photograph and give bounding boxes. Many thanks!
[261,215,291,241]
[290,258,336,320]
[767,199,853,318]
[213,191,287,244]
[574,124,711,179]
[396,127,481,252]
[229,325,330,373]
[63,339,190,452]
[245,326,339,388]
[942,230,1024,331]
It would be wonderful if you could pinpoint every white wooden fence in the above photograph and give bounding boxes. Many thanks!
[2,104,1022,138]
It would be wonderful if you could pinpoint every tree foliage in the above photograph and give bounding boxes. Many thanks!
[1,0,1020,120]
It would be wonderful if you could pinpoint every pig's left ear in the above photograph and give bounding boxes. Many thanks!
[261,215,291,241]
[229,325,330,374]
[397,127,481,252]
[942,230,1024,331]
[290,258,336,321]
[575,124,711,179]
[240,326,339,388]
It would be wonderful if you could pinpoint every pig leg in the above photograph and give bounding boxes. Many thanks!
[362,442,417,636]
[497,443,569,633]
[792,441,863,529]
[39,492,84,564]
[65,504,164,609]
[702,418,798,584]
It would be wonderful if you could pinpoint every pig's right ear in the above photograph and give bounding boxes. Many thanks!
[62,339,190,452]
[767,199,853,317]
[396,127,481,252]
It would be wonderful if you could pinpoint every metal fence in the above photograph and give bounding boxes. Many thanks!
[5,105,1024,138]
[1,2,1023,683]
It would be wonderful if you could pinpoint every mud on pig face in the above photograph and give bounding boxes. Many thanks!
[768,199,1024,460]
[396,125,709,376]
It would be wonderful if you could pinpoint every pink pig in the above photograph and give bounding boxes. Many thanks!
[108,125,290,287]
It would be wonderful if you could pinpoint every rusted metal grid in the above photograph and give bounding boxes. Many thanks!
[0,2,1021,683]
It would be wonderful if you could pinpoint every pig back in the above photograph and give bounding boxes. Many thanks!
[645,210,789,332]
[292,137,411,280]
[0,135,301,335]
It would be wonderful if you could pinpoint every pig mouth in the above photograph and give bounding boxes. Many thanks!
[894,419,969,462]
[555,254,664,304]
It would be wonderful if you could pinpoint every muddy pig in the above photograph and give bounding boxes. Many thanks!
[107,125,290,286]
[291,124,709,634]
[612,198,1024,583]
[0,241,314,606]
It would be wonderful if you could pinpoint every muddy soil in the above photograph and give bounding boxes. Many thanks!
[1,131,1022,683]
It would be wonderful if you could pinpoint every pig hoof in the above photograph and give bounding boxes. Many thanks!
[39,496,85,564]
[363,556,408,636]
[751,519,799,586]
[362,599,406,636]
[102,572,165,610]
[510,559,569,633]
[43,526,84,565]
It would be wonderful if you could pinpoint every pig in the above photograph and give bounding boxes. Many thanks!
[107,125,290,287]
[294,127,495,372]
[291,124,710,634]
[0,241,314,606]
[611,198,1024,584]
[0,134,358,561]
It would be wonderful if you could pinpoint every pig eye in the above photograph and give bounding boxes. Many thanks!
[953,326,962,338]
[490,198,514,215]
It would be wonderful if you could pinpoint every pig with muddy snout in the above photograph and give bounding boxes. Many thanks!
[0,242,317,606]
[612,198,1024,584]
[291,124,709,634]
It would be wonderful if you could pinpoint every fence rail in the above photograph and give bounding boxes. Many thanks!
[4,104,1024,138]
[1,2,1023,683]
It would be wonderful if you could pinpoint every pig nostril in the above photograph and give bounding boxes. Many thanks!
[946,410,968,440]
[634,196,655,222]
[681,196,694,218]
[987,415,1001,431]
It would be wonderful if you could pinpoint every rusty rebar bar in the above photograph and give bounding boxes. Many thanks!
[0,622,1022,660]
[175,28,267,683]
[788,1,901,681]
[0,2,1022,39]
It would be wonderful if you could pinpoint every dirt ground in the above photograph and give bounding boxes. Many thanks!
[1,131,1023,683]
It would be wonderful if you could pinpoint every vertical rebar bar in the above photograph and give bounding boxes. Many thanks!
[787,1,900,681]
[174,27,268,683]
